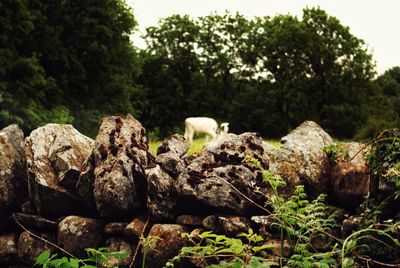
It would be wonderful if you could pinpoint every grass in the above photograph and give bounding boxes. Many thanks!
[149,136,280,156]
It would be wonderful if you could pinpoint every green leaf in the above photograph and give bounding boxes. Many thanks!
[35,250,51,265]
[342,257,355,268]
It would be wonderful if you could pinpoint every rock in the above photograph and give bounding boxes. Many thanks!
[104,237,133,268]
[124,215,149,239]
[76,154,97,214]
[156,134,189,157]
[13,213,57,231]
[330,142,373,210]
[144,224,189,268]
[20,201,36,215]
[93,115,153,219]
[24,124,94,218]
[105,222,128,235]
[17,231,55,265]
[0,125,27,228]
[199,132,271,168]
[146,165,178,221]
[176,215,205,226]
[269,121,333,197]
[0,233,18,265]
[202,215,252,236]
[341,216,362,237]
[57,216,105,258]
[176,164,267,215]
[155,153,187,179]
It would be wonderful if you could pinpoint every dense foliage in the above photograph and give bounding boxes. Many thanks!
[0,1,399,139]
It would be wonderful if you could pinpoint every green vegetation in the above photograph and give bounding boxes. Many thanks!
[1,1,398,140]
[34,247,127,268]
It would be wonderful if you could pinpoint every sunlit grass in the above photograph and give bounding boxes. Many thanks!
[149,136,281,156]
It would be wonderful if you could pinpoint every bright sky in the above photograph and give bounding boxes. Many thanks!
[126,0,400,74]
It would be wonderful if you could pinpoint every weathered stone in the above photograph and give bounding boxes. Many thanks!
[57,216,105,258]
[199,132,271,168]
[93,115,153,219]
[105,222,128,235]
[330,142,373,210]
[124,215,148,239]
[0,233,18,264]
[156,134,189,157]
[24,124,94,218]
[176,164,267,215]
[104,237,133,268]
[0,125,27,228]
[13,213,57,231]
[341,216,362,237]
[145,224,189,268]
[156,153,187,179]
[176,215,205,226]
[203,215,252,236]
[146,165,178,221]
[17,231,55,265]
[269,121,333,197]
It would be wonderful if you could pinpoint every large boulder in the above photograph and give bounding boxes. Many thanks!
[57,216,105,258]
[92,115,153,219]
[24,124,94,218]
[330,142,373,210]
[269,121,333,197]
[175,133,270,215]
[0,125,27,228]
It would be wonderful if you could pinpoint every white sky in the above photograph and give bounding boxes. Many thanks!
[126,0,400,74]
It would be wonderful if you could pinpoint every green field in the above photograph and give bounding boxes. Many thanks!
[149,137,280,156]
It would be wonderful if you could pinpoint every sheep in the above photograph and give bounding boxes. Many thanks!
[184,117,229,144]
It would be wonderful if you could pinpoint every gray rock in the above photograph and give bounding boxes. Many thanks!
[144,224,189,268]
[176,164,266,215]
[0,233,18,265]
[269,121,333,197]
[156,153,187,179]
[93,115,153,219]
[24,124,93,218]
[0,125,27,228]
[146,165,178,221]
[330,142,373,210]
[57,216,105,258]
[156,134,189,157]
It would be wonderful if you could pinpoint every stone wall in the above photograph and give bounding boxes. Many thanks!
[0,116,373,267]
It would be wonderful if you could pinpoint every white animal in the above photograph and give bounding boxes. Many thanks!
[184,117,229,143]
[219,122,229,136]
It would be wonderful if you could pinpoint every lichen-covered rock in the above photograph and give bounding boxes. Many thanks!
[75,154,97,214]
[203,215,252,236]
[0,125,27,228]
[330,142,373,210]
[93,115,152,219]
[17,231,55,265]
[144,224,189,268]
[176,164,266,215]
[0,233,18,265]
[146,165,178,221]
[57,216,105,258]
[269,121,333,197]
[24,124,94,218]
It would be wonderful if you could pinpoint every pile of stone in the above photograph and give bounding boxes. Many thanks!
[0,115,373,267]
